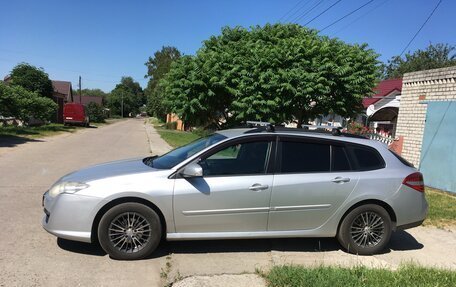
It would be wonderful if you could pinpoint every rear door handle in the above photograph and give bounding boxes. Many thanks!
[249,184,269,191]
[331,177,351,183]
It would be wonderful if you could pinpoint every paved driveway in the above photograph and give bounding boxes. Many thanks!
[0,119,454,287]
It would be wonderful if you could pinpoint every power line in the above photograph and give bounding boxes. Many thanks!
[399,0,443,56]
[292,0,326,23]
[320,0,374,32]
[331,0,391,36]
[278,0,306,22]
[303,0,343,26]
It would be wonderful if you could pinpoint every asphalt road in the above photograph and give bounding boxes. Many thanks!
[0,119,455,287]
[0,119,166,286]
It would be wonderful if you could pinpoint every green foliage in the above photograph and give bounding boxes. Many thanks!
[265,265,456,287]
[161,24,380,128]
[86,102,106,123]
[0,82,57,123]
[145,46,181,118]
[9,63,54,98]
[383,43,456,79]
[106,77,144,116]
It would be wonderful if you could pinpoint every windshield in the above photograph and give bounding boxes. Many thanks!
[144,133,227,169]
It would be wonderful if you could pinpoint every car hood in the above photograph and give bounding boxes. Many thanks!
[59,157,160,183]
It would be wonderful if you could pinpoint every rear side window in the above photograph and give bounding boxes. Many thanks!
[332,145,351,171]
[280,141,330,173]
[389,150,414,167]
[349,145,385,171]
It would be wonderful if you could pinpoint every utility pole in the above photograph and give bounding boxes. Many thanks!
[78,76,82,104]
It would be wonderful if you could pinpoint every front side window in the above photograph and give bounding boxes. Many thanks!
[146,133,227,169]
[200,140,271,176]
[280,141,330,173]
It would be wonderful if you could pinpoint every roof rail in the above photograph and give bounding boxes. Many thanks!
[245,121,275,132]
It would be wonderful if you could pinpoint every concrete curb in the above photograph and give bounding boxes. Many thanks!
[144,120,172,155]
[173,274,266,287]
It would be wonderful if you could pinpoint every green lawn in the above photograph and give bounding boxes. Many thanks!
[425,187,456,228]
[0,123,82,138]
[149,118,201,148]
[264,265,456,287]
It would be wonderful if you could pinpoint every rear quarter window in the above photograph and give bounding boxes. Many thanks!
[348,145,385,171]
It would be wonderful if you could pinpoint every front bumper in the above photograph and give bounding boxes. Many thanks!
[42,191,105,243]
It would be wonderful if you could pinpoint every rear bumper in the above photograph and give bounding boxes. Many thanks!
[396,219,425,230]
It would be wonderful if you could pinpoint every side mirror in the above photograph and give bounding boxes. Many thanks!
[181,162,203,178]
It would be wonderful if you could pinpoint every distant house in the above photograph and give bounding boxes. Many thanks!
[363,78,402,137]
[52,80,73,123]
[72,95,103,106]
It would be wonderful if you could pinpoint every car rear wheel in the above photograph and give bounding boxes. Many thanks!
[337,204,392,255]
[98,202,161,260]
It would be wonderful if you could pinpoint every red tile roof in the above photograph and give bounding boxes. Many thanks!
[362,78,402,108]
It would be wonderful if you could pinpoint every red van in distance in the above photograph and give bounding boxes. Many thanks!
[63,103,90,126]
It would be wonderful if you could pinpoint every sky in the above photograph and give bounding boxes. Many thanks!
[1,0,455,92]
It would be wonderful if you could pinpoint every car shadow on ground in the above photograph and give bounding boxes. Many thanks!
[56,229,424,259]
[0,135,43,148]
[57,238,106,256]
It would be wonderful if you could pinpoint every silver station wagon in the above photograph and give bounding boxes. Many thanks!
[42,125,428,260]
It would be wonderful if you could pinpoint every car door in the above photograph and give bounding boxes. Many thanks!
[268,136,359,231]
[173,135,276,233]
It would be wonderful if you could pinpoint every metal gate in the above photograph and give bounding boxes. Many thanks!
[420,101,456,193]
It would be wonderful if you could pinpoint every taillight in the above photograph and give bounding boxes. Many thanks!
[403,172,425,192]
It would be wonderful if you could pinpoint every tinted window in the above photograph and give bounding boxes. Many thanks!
[389,150,414,167]
[200,141,271,176]
[332,145,351,171]
[350,146,385,170]
[281,141,330,173]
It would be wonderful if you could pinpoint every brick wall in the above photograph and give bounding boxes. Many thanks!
[395,66,456,167]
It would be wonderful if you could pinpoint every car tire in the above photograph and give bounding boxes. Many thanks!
[98,202,161,260]
[337,204,392,255]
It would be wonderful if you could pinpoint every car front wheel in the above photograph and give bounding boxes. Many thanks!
[337,204,392,255]
[98,202,161,260]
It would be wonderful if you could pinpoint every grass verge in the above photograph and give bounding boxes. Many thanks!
[0,123,83,138]
[149,118,200,148]
[263,265,456,287]
[424,187,456,228]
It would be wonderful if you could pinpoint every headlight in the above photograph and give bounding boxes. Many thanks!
[48,181,89,198]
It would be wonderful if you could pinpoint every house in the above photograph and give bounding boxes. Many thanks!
[52,80,73,123]
[72,94,103,106]
[363,78,402,137]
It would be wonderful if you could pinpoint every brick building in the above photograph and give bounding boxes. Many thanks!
[395,66,456,193]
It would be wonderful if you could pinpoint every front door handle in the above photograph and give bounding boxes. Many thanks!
[331,177,351,183]
[249,184,269,191]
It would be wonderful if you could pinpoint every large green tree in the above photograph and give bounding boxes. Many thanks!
[0,82,57,123]
[144,46,181,118]
[161,24,380,128]
[106,77,144,116]
[9,63,54,98]
[383,43,456,79]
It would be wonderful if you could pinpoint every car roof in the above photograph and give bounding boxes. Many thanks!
[215,127,386,149]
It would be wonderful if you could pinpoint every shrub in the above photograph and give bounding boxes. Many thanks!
[86,102,106,123]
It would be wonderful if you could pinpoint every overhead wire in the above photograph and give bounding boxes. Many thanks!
[302,0,343,26]
[330,0,391,36]
[292,0,326,23]
[399,0,443,56]
[278,0,307,22]
[320,0,374,32]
